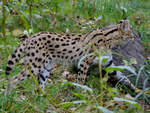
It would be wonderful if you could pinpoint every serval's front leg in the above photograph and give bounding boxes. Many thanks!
[77,56,95,84]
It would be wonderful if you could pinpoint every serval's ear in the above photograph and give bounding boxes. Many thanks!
[120,20,130,32]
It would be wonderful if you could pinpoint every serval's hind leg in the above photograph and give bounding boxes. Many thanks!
[6,69,30,94]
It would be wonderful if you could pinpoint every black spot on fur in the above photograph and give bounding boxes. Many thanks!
[62,43,69,46]
[48,35,51,38]
[19,48,22,52]
[31,70,34,73]
[31,52,35,56]
[34,41,37,44]
[71,56,73,59]
[67,36,71,39]
[79,51,83,56]
[109,71,117,75]
[63,49,67,51]
[80,64,84,67]
[52,55,56,57]
[29,59,32,62]
[42,37,46,40]
[62,43,66,46]
[57,51,61,54]
[18,54,20,57]
[32,63,37,68]
[38,58,42,62]
[47,40,50,43]
[42,53,45,57]
[74,38,80,41]
[6,66,12,72]
[37,34,40,36]
[49,49,55,51]
[56,38,59,41]
[40,74,45,81]
[98,39,103,43]
[71,41,76,45]
[55,45,60,48]
[80,70,84,74]
[15,59,18,62]
[12,54,16,58]
[27,53,30,56]
[65,56,68,59]
[8,60,14,65]
[49,45,53,47]
[105,60,113,67]
[76,48,80,51]
[35,57,38,61]
[68,51,72,53]
[36,50,39,53]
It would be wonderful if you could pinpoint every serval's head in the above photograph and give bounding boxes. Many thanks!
[118,20,137,40]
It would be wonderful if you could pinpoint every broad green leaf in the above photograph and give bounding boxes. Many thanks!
[72,100,86,104]
[72,82,93,93]
[33,0,39,3]
[114,97,143,110]
[58,102,73,109]
[105,66,137,75]
[72,92,87,100]
[114,97,137,104]
[96,106,114,113]
[136,65,144,87]
[63,81,93,92]
[33,14,43,19]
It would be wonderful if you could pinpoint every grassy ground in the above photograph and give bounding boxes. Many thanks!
[0,0,150,112]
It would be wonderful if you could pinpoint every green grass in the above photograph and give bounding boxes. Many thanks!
[0,0,150,112]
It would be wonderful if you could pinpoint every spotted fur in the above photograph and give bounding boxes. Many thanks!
[6,20,136,93]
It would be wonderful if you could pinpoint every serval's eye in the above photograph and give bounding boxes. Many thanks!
[119,20,123,24]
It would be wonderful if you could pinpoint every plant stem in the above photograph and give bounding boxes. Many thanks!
[115,0,121,22]
[98,52,103,110]
[29,2,33,29]
[2,0,7,51]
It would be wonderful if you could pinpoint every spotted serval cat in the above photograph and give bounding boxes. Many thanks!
[6,20,137,93]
